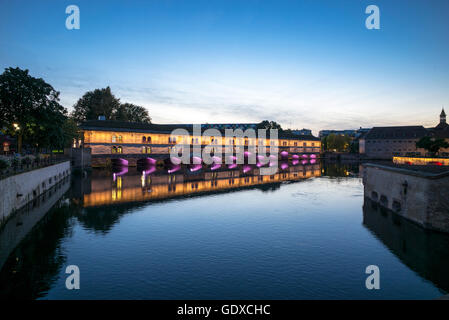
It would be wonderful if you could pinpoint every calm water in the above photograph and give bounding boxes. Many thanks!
[0,162,448,299]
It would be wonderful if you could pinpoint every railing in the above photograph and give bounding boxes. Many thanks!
[0,155,70,181]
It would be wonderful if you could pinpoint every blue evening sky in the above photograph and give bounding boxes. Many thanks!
[1,0,448,134]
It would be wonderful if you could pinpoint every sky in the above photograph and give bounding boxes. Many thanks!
[1,0,449,135]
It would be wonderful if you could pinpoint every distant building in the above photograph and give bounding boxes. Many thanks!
[292,128,312,136]
[359,109,449,159]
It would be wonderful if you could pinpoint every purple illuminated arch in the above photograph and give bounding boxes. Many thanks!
[190,164,202,172]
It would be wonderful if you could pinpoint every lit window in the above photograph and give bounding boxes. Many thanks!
[118,135,122,142]
[112,135,117,143]
[142,136,146,143]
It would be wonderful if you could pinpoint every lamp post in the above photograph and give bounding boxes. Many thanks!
[13,123,21,154]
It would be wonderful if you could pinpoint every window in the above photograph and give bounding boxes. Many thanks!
[117,146,123,154]
[294,142,297,146]
[142,136,146,143]
[147,136,151,143]
[118,135,122,143]
[169,137,176,144]
[312,143,315,146]
[142,146,152,153]
[245,139,249,146]
[303,142,306,147]
[283,141,287,146]
[112,135,117,143]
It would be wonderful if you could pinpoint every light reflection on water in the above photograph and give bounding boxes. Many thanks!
[0,162,448,299]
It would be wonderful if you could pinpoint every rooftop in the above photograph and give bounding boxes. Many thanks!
[79,120,320,141]
[363,126,429,140]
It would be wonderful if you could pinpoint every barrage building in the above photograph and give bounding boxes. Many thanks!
[79,119,321,167]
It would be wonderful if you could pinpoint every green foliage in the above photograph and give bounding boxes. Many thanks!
[416,136,449,155]
[257,120,282,130]
[62,117,81,147]
[114,103,151,123]
[71,87,151,123]
[322,133,352,152]
[71,86,120,122]
[0,67,68,152]
[0,158,9,171]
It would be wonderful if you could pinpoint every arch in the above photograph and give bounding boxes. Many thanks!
[380,195,388,207]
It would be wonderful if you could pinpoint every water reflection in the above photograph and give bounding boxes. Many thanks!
[363,198,449,293]
[78,163,321,208]
[0,177,73,299]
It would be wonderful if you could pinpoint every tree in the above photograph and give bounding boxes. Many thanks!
[113,103,151,123]
[416,136,449,156]
[71,87,151,124]
[257,120,282,130]
[324,133,352,152]
[62,117,81,147]
[71,86,120,123]
[0,67,68,152]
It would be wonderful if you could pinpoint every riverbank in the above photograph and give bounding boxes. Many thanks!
[0,161,71,226]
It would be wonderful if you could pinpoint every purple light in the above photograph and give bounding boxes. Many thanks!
[292,154,299,160]
[211,163,221,171]
[243,165,252,173]
[112,166,128,176]
[228,163,238,169]
[212,156,221,164]
[280,151,289,159]
[143,165,157,175]
[280,161,289,170]
[302,154,308,158]
[167,164,181,173]
[310,159,317,164]
[192,156,202,165]
[244,151,252,158]
[301,160,308,165]
[292,159,299,166]
[310,154,317,159]
[170,157,182,165]
[190,164,202,172]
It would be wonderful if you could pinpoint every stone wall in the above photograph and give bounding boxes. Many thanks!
[0,161,71,224]
[363,163,449,232]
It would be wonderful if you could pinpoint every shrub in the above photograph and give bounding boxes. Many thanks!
[0,158,9,172]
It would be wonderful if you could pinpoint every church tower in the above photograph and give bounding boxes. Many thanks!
[441,107,446,124]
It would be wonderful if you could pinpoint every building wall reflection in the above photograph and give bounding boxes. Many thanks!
[82,164,321,207]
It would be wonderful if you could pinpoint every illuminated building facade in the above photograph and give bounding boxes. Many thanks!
[79,120,321,167]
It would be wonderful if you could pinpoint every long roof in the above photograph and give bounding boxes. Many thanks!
[363,126,429,140]
[79,120,320,141]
